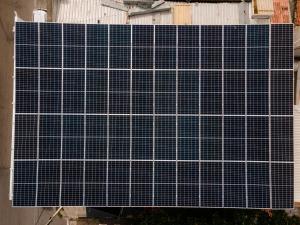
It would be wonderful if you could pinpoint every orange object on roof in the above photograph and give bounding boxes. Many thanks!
[271,0,291,23]
[295,0,300,25]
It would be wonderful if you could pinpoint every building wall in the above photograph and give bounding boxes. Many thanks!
[295,106,300,203]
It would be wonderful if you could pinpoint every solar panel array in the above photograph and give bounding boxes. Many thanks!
[13,22,294,208]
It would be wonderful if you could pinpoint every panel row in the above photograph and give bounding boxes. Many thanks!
[14,115,293,161]
[16,45,293,69]
[14,182,293,208]
[14,137,293,162]
[13,161,293,208]
[16,23,292,48]
[14,115,293,137]
[16,69,293,93]
[14,161,293,186]
[15,91,293,115]
[14,23,294,209]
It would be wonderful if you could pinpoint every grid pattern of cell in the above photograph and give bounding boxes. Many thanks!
[13,22,294,208]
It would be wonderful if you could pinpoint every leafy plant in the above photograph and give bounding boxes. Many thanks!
[128,209,300,225]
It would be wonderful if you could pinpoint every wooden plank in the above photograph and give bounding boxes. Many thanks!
[172,4,191,25]
[252,0,274,18]
[295,202,300,208]
[47,0,53,21]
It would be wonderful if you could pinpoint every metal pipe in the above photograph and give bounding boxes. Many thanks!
[44,207,63,225]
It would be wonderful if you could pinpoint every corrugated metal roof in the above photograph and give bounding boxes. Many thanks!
[54,0,127,24]
[166,0,243,2]
[52,1,292,28]
[53,0,257,25]
[129,12,173,24]
[130,14,153,24]
[192,2,249,24]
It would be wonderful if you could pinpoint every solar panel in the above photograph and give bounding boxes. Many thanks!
[12,22,294,208]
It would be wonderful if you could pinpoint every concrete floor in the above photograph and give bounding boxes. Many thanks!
[0,1,65,225]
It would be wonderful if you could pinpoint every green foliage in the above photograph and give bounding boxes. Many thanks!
[129,209,300,225]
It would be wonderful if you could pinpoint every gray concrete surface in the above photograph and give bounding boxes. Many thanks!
[0,1,65,225]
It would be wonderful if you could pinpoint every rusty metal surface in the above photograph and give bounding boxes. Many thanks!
[271,0,291,23]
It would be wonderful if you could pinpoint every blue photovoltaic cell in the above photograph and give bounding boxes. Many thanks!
[13,22,293,209]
